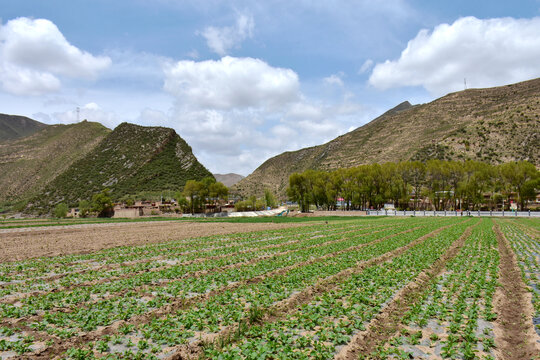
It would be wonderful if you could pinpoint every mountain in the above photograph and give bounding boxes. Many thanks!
[0,113,48,141]
[27,122,213,212]
[233,78,540,198]
[213,173,245,187]
[0,120,110,208]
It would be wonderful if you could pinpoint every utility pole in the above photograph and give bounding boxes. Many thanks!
[76,107,80,122]
[464,78,467,90]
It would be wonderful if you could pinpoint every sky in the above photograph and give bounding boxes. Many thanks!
[1,0,540,176]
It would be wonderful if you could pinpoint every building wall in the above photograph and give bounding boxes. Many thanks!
[113,208,141,218]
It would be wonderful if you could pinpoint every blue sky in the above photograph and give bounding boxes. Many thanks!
[1,0,540,175]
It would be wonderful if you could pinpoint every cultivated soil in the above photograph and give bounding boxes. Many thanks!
[0,221,307,262]
[493,223,540,360]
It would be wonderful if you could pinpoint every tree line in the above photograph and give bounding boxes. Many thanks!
[177,177,229,213]
[286,160,539,212]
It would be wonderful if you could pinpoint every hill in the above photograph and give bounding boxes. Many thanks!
[0,113,48,141]
[27,122,213,212]
[213,173,245,187]
[233,78,540,198]
[0,120,110,208]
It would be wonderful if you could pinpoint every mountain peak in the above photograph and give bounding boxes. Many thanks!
[233,77,540,198]
[0,113,48,141]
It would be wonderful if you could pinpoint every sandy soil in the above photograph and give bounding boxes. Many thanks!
[0,221,306,263]
[493,223,540,360]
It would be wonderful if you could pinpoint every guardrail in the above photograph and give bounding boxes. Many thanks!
[366,210,540,217]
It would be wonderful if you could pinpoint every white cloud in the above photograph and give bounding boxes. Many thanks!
[369,16,540,95]
[287,102,323,120]
[163,56,300,110]
[200,13,254,55]
[358,59,373,74]
[160,55,371,174]
[323,72,344,87]
[186,49,200,59]
[52,102,118,129]
[0,17,111,96]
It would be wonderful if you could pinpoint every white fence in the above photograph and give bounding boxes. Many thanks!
[366,209,540,217]
[182,209,284,218]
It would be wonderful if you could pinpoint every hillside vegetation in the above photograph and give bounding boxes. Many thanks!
[0,113,48,141]
[233,78,540,198]
[27,123,213,212]
[0,121,110,208]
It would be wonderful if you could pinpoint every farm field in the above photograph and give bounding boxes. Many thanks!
[0,217,538,359]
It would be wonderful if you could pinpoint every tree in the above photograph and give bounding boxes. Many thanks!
[209,182,229,203]
[520,178,539,209]
[399,161,425,210]
[78,200,91,218]
[175,193,189,213]
[499,161,538,210]
[199,177,216,204]
[92,188,114,217]
[287,172,310,212]
[264,189,277,209]
[54,203,69,218]
[182,180,203,214]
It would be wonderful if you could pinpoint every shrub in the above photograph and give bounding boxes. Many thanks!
[54,203,69,218]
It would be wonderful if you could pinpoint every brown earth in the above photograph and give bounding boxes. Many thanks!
[0,221,308,263]
[493,223,540,360]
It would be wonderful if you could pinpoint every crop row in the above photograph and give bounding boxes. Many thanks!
[0,221,370,282]
[1,219,414,295]
[195,219,475,359]
[497,220,540,336]
[377,219,499,359]
[0,220,422,323]
[58,218,465,359]
[0,221,396,298]
[0,218,451,357]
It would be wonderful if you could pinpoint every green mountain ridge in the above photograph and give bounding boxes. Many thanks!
[0,120,110,207]
[233,77,540,198]
[27,122,213,213]
[0,113,48,141]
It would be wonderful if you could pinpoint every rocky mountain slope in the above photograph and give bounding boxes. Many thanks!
[27,122,213,212]
[233,78,540,198]
[0,120,110,207]
[0,113,48,141]
[213,173,245,187]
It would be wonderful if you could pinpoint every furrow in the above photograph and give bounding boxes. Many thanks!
[334,219,479,359]
[493,222,540,360]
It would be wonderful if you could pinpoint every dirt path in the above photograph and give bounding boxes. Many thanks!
[0,221,310,262]
[335,219,478,360]
[493,223,540,360]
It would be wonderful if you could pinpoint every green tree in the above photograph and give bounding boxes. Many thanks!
[78,200,91,218]
[92,188,114,217]
[209,182,229,202]
[520,178,539,209]
[54,202,69,218]
[287,172,310,212]
[499,161,539,210]
[182,180,203,213]
[264,189,277,209]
